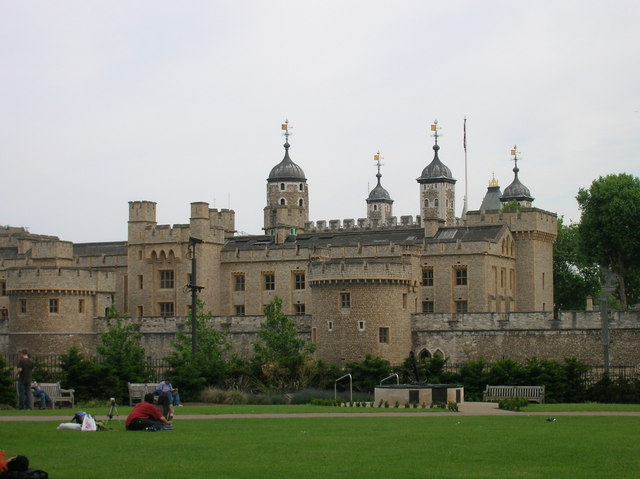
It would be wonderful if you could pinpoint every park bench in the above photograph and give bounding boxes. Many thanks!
[18,382,75,409]
[483,385,545,403]
[128,382,160,406]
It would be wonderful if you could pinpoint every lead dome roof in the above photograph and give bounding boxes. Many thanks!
[268,142,306,182]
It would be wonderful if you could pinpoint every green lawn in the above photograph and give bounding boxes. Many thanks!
[2,415,639,478]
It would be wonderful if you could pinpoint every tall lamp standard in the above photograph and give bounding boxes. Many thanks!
[187,237,204,355]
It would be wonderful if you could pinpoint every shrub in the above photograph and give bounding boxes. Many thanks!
[199,387,249,404]
[384,401,389,408]
[447,401,459,412]
[498,397,529,411]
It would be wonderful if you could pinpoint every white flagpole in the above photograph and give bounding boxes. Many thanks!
[463,117,468,217]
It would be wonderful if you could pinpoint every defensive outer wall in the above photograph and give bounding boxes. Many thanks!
[4,310,637,366]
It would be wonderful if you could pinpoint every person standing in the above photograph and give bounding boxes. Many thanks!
[16,349,34,410]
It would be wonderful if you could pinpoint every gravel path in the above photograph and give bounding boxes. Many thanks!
[1,402,639,422]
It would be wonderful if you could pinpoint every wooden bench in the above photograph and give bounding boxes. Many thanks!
[483,385,545,403]
[128,382,159,406]
[19,382,75,409]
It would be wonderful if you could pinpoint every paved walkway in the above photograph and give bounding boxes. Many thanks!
[1,402,639,422]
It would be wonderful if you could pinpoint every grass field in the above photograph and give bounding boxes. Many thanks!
[2,413,639,478]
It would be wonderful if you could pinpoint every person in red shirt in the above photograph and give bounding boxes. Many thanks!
[125,393,173,431]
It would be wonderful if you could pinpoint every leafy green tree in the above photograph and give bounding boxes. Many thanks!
[166,300,232,399]
[0,354,16,406]
[97,305,149,400]
[253,296,316,391]
[59,348,119,402]
[577,173,640,309]
[346,355,391,392]
[553,217,601,310]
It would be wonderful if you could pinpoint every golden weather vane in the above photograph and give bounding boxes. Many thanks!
[510,144,522,169]
[430,119,441,144]
[281,119,293,143]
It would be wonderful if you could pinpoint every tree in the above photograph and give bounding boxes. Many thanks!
[346,355,391,393]
[577,173,640,309]
[98,305,148,380]
[553,217,601,310]
[0,354,15,406]
[253,296,316,391]
[166,300,232,399]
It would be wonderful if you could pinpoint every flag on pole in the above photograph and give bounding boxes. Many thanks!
[463,118,467,151]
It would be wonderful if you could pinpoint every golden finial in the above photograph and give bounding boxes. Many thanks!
[488,172,499,188]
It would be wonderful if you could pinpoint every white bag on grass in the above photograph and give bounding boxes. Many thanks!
[81,413,97,431]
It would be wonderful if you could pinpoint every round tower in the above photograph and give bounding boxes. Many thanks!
[366,151,394,226]
[416,121,457,232]
[264,121,309,243]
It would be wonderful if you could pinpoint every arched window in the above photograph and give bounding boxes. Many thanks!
[434,349,444,358]
[419,349,432,360]
[374,205,378,211]
[299,183,304,191]
[280,198,286,206]
[298,198,304,207]
[424,199,429,207]
[280,183,285,191]
[434,199,439,207]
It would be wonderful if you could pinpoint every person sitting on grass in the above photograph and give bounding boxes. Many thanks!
[125,393,173,431]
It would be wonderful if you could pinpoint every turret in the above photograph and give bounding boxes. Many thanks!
[366,151,394,225]
[263,120,309,244]
[500,146,534,207]
[416,121,457,233]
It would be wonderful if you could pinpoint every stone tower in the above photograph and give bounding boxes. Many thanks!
[264,121,309,244]
[366,152,394,226]
[417,121,456,236]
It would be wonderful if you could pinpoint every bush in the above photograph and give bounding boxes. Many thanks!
[498,397,529,411]
[199,387,249,404]
[447,401,459,412]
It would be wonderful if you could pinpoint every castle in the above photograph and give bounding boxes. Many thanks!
[2,123,639,367]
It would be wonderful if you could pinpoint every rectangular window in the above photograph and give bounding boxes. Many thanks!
[328,321,333,331]
[20,299,27,313]
[159,302,174,317]
[422,268,433,286]
[49,299,59,314]
[456,301,468,313]
[137,305,144,317]
[264,273,275,291]
[235,305,245,316]
[340,292,351,309]
[138,250,143,260]
[0,281,5,296]
[78,299,85,313]
[159,270,175,289]
[500,268,506,288]
[234,274,245,292]
[294,272,305,290]
[137,275,144,289]
[295,303,305,315]
[379,327,389,343]
[358,321,365,331]
[402,293,407,309]
[455,267,468,286]
[422,301,434,313]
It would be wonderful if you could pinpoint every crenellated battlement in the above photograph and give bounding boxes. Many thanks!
[5,266,115,293]
[305,215,422,233]
[308,259,414,284]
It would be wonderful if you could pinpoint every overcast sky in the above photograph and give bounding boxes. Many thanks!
[2,1,639,243]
